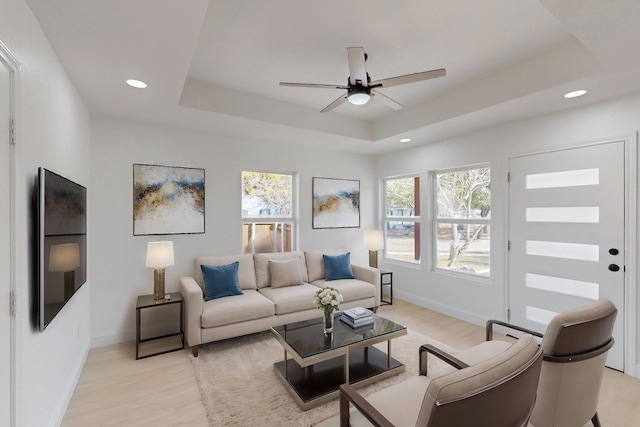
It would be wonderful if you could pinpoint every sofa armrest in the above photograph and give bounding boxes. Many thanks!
[180,276,203,350]
[351,264,381,308]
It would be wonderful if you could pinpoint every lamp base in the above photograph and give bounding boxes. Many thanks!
[368,250,379,269]
[153,268,166,300]
[64,270,76,300]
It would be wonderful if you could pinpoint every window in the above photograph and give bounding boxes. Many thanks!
[433,166,491,277]
[241,171,296,254]
[384,176,420,263]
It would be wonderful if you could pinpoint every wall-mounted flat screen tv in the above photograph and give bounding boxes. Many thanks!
[38,167,87,331]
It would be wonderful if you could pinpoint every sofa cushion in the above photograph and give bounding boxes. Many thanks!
[323,252,354,281]
[258,283,319,315]
[254,251,308,288]
[311,278,374,303]
[304,249,346,282]
[194,254,257,291]
[269,258,304,288]
[201,262,243,301]
[201,290,275,328]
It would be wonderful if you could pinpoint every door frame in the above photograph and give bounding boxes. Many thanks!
[0,39,18,427]
[505,134,637,377]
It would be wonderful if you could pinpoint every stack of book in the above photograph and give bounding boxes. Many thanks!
[340,307,374,329]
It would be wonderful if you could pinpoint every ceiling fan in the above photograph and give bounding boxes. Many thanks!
[279,47,446,113]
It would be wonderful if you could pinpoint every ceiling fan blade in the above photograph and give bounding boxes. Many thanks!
[370,68,446,88]
[347,47,368,87]
[279,82,349,90]
[320,93,348,113]
[371,89,403,110]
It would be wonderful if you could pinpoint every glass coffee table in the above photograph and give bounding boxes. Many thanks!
[271,312,407,410]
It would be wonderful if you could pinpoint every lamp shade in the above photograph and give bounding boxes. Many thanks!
[145,241,174,268]
[49,243,81,272]
[363,230,384,250]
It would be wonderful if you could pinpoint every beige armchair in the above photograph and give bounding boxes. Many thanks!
[334,333,543,427]
[486,299,617,427]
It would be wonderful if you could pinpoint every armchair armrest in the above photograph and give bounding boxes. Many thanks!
[419,344,469,376]
[351,264,381,308]
[339,384,394,427]
[180,276,203,354]
[486,319,543,341]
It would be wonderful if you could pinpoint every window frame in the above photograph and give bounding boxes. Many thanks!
[431,164,491,279]
[241,170,298,253]
[382,174,421,265]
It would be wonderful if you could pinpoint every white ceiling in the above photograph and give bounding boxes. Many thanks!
[26,0,640,154]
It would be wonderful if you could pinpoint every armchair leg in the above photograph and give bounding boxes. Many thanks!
[592,412,601,427]
[191,345,199,357]
[340,392,350,427]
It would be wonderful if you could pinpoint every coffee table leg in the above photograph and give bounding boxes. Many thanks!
[344,352,350,384]
[387,340,392,369]
[284,349,288,379]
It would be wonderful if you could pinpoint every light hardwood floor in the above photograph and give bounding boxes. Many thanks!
[62,299,640,426]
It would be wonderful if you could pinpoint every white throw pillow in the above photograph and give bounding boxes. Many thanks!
[269,258,304,288]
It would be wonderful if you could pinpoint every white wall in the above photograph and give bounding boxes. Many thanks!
[89,117,377,346]
[1,1,91,426]
[376,91,640,371]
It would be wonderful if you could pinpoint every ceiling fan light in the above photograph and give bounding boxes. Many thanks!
[348,92,370,105]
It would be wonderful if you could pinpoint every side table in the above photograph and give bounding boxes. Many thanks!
[136,291,184,360]
[380,270,393,305]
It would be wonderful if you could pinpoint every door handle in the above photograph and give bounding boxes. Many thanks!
[608,264,620,272]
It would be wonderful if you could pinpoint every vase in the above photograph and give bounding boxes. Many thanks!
[323,311,334,334]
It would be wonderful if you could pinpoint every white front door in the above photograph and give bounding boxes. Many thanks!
[0,49,13,426]
[508,141,626,371]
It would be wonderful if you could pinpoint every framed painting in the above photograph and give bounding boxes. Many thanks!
[312,177,360,229]
[133,164,205,235]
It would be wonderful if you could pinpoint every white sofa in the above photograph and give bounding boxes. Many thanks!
[180,249,380,356]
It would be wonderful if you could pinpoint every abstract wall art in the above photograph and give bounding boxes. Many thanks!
[312,177,360,229]
[133,164,205,235]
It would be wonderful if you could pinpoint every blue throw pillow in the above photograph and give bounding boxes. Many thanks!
[201,262,243,301]
[323,252,354,281]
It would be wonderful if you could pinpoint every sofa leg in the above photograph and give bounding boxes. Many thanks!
[191,345,199,357]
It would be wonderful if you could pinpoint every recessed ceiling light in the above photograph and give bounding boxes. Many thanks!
[564,89,587,99]
[126,79,147,89]
[399,138,411,143]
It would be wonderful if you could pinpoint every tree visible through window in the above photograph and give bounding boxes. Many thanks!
[241,171,295,254]
[384,176,420,263]
[434,167,490,276]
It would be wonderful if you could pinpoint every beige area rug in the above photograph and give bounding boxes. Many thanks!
[190,329,456,427]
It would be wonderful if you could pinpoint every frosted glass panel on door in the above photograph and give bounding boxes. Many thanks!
[526,305,558,326]
[526,273,599,300]
[526,207,599,223]
[526,240,599,261]
[526,168,599,189]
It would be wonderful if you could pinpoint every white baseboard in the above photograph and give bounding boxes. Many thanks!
[49,344,90,427]
[393,290,488,328]
[91,329,136,348]
[91,323,178,348]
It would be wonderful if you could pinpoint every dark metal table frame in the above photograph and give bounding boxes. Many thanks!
[271,313,407,410]
[380,270,393,305]
[135,292,184,360]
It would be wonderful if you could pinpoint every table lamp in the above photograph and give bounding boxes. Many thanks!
[363,230,384,268]
[49,243,81,299]
[146,241,174,300]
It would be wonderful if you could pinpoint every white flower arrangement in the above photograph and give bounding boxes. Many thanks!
[313,286,343,315]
